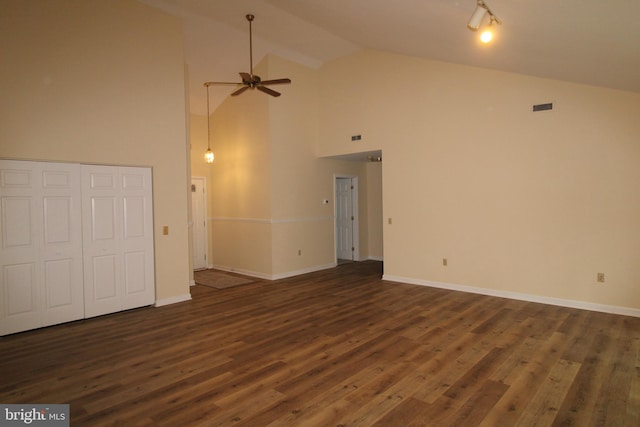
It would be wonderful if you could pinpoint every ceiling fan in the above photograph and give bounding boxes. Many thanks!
[204,14,291,97]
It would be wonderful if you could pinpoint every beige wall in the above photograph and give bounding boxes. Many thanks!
[366,162,384,259]
[319,50,640,311]
[269,55,334,275]
[202,56,381,277]
[189,112,211,276]
[189,33,640,314]
[0,0,191,303]
[207,59,273,275]
[190,114,211,180]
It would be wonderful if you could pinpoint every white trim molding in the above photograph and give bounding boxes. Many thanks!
[271,263,337,280]
[382,274,640,318]
[272,216,334,224]
[154,293,192,307]
[210,217,271,224]
[210,216,334,224]
[212,262,336,281]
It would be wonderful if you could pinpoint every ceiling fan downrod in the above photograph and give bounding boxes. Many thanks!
[246,14,254,77]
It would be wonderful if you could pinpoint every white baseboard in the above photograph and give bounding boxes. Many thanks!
[271,263,337,280]
[211,263,337,281]
[210,265,273,280]
[383,274,640,318]
[189,279,196,287]
[154,293,192,307]
[366,256,384,261]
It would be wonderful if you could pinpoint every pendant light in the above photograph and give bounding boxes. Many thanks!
[204,83,214,163]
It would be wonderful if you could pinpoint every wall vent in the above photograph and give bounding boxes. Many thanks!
[351,134,362,141]
[533,102,553,112]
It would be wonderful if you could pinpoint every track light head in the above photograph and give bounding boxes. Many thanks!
[467,3,488,31]
[467,1,501,30]
[467,1,501,44]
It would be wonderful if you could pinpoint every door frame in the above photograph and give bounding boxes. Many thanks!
[334,175,360,263]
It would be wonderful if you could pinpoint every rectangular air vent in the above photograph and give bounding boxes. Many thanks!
[533,102,553,112]
[351,134,362,141]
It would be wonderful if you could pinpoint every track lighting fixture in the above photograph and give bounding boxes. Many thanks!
[467,0,501,43]
[204,83,214,163]
[467,2,488,31]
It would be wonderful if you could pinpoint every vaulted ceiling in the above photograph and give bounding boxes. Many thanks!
[141,0,640,115]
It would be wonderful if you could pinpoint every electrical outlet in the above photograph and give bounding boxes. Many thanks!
[597,273,605,283]
[388,218,392,225]
[298,249,302,256]
[162,226,169,235]
[443,258,448,266]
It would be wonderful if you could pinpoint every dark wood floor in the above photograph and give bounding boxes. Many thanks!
[1,261,638,426]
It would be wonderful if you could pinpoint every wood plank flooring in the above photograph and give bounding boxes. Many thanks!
[1,261,639,426]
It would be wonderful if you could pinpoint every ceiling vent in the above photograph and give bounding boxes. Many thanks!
[533,102,553,112]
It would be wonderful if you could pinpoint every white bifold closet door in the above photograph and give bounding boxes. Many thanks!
[0,160,84,335]
[81,165,155,318]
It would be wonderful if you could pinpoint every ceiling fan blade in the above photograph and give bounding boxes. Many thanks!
[231,86,250,96]
[256,85,281,97]
[204,81,241,86]
[240,72,252,83]
[260,78,291,85]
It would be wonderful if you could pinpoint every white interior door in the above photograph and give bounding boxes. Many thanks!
[40,163,85,326]
[120,168,155,310]
[0,162,41,334]
[191,177,207,270]
[336,178,354,261]
[82,165,154,318]
[0,160,83,335]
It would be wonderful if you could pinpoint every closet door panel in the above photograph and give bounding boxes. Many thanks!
[3,197,34,248]
[40,163,84,327]
[124,251,146,294]
[92,254,119,300]
[2,263,40,334]
[5,263,36,312]
[0,163,41,335]
[120,169,154,309]
[44,259,74,308]
[82,166,122,318]
[82,165,154,317]
[91,197,117,241]
[1,161,156,334]
[1,161,83,334]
